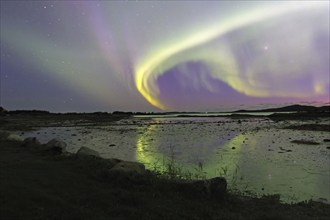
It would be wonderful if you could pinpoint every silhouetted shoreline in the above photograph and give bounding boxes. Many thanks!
[1,136,329,220]
[1,105,329,219]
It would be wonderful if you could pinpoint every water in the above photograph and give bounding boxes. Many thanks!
[134,111,295,118]
[17,117,330,203]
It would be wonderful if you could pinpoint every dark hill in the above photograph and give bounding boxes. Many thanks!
[235,104,330,113]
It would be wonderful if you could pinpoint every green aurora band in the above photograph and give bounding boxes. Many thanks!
[135,1,329,110]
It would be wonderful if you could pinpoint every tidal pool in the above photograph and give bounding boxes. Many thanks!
[18,117,330,203]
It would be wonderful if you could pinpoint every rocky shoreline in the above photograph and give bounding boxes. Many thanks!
[2,132,228,198]
[1,131,330,219]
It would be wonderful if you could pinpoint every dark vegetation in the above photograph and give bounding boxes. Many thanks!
[1,138,329,220]
[0,109,128,131]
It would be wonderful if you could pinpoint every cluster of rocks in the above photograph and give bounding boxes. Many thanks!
[1,133,228,198]
[75,146,147,175]
[21,137,68,154]
[6,135,149,177]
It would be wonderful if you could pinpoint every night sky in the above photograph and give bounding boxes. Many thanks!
[1,1,329,112]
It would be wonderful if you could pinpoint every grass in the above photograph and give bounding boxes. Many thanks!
[150,146,208,181]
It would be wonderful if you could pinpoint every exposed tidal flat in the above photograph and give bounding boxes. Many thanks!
[1,112,330,219]
[8,114,330,203]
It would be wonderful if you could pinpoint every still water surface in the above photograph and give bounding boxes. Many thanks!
[19,117,330,203]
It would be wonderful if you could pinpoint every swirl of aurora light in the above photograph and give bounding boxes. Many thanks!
[1,1,329,111]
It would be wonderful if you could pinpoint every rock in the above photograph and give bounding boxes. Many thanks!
[323,139,330,142]
[313,197,330,205]
[106,158,122,167]
[22,137,41,148]
[7,134,23,141]
[110,161,146,175]
[76,146,100,158]
[45,138,67,153]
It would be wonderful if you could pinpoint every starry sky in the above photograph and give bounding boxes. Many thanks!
[1,1,329,112]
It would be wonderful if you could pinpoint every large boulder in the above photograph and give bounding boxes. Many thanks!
[21,137,41,148]
[76,147,100,158]
[7,134,23,142]
[105,158,122,168]
[109,161,146,175]
[45,138,67,154]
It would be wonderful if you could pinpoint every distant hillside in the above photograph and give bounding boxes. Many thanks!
[235,104,330,113]
[7,110,51,115]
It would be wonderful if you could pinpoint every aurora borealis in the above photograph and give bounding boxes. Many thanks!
[1,1,329,112]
